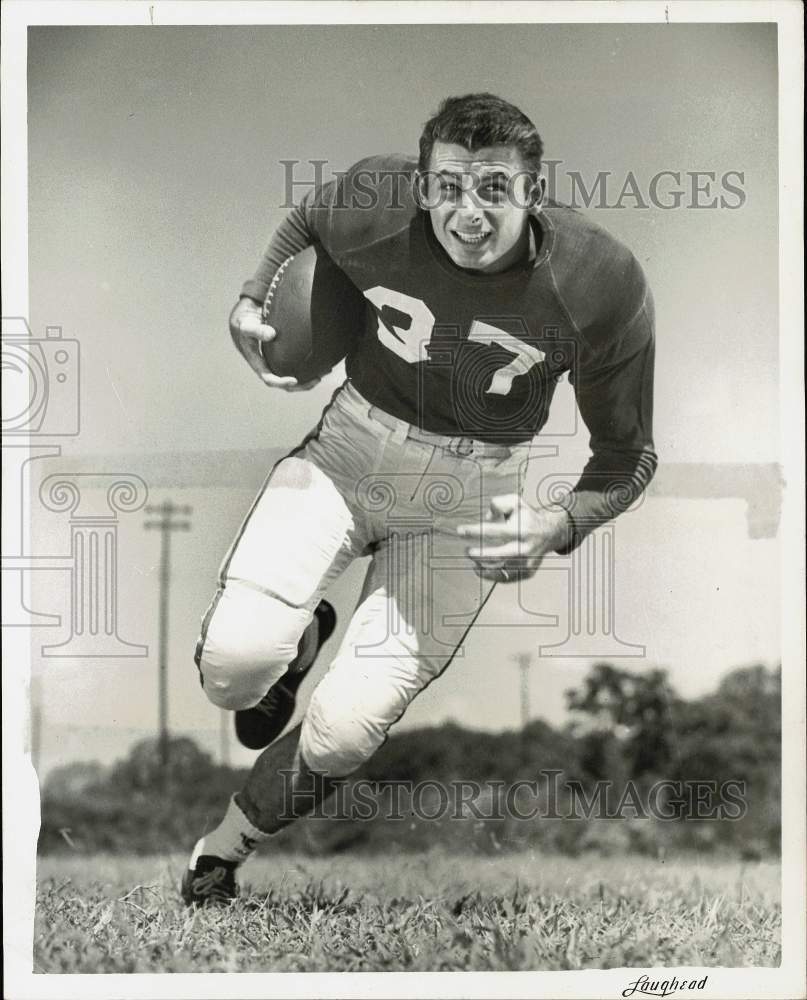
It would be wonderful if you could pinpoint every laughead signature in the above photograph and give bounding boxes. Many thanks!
[622,974,709,998]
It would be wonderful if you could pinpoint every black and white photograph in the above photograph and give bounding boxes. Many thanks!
[2,2,804,998]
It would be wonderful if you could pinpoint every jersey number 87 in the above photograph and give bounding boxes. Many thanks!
[364,286,545,395]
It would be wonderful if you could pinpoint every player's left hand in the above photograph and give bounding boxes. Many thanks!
[457,495,570,583]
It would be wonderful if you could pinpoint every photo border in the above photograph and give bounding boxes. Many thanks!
[2,2,804,998]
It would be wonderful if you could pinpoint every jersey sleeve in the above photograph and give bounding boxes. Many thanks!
[556,276,658,554]
[240,154,416,304]
[240,180,338,303]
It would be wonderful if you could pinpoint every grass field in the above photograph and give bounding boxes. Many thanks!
[35,851,781,973]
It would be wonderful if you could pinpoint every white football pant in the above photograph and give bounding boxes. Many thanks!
[195,381,528,777]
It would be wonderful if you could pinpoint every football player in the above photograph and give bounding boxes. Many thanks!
[182,93,656,905]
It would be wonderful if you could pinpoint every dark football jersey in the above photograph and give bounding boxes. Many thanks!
[242,155,657,548]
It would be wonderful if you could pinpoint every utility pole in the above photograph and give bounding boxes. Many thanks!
[144,501,191,775]
[512,652,533,730]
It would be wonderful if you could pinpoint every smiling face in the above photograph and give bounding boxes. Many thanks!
[421,142,540,274]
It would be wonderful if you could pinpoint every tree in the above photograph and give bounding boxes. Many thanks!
[565,663,680,779]
[43,761,107,801]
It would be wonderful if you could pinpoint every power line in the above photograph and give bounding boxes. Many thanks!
[144,501,191,776]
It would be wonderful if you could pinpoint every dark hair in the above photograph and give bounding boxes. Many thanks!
[417,93,544,174]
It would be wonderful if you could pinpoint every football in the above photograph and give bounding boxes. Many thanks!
[260,245,365,383]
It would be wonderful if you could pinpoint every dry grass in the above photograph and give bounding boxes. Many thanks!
[35,850,780,973]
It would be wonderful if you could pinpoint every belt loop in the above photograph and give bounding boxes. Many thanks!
[391,421,408,445]
[369,403,408,444]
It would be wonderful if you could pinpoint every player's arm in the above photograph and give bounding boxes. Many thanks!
[231,181,338,391]
[459,268,657,581]
[557,283,657,552]
[228,300,319,392]
[458,497,571,583]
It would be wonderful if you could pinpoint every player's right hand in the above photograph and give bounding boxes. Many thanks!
[228,298,321,392]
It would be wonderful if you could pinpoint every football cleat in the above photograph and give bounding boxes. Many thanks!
[181,849,239,907]
[235,599,337,750]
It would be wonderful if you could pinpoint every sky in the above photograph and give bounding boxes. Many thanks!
[18,22,783,775]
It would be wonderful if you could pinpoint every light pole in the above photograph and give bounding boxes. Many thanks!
[144,501,191,774]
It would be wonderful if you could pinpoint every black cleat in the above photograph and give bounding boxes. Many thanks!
[181,849,239,907]
[235,599,337,750]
